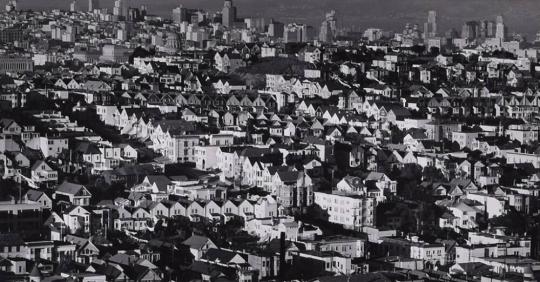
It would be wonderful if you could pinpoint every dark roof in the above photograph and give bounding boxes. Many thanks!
[56,181,87,196]
[0,234,25,247]
[144,175,171,192]
[202,248,241,264]
[25,189,48,202]
[182,235,213,250]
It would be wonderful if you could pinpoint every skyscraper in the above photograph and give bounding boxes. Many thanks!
[88,0,98,12]
[423,10,437,39]
[284,23,314,43]
[495,15,507,40]
[113,0,128,18]
[461,21,479,40]
[222,0,236,28]
[319,10,337,43]
[172,5,188,24]
[5,0,17,12]
[268,19,284,38]
[70,0,77,12]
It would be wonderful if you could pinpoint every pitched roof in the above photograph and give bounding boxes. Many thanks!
[277,170,299,183]
[56,181,87,195]
[25,189,47,202]
[182,235,213,250]
[202,248,243,264]
[0,233,24,247]
[145,175,171,192]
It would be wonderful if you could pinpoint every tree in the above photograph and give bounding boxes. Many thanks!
[490,208,529,236]
[422,166,446,182]
[411,45,426,55]
[389,124,405,144]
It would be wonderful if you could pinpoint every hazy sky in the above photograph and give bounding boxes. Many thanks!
[13,0,540,38]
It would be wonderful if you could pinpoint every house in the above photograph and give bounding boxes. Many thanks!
[214,51,246,73]
[63,206,91,234]
[64,235,99,264]
[54,181,92,206]
[375,236,446,267]
[182,235,217,260]
[26,136,68,158]
[30,160,58,186]
[313,191,375,230]
[0,118,22,134]
[25,189,52,209]
[0,233,30,259]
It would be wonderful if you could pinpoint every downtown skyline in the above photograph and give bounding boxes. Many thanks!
[7,0,540,38]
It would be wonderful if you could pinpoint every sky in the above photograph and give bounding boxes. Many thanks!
[12,0,540,38]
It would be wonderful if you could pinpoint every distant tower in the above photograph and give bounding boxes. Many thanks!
[319,10,337,43]
[88,0,98,12]
[222,0,237,28]
[140,5,147,17]
[113,0,127,17]
[495,15,506,40]
[461,21,479,40]
[5,0,17,12]
[268,18,284,38]
[423,10,437,39]
[70,0,77,12]
[172,5,188,24]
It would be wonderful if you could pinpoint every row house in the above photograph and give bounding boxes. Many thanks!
[212,79,247,94]
[30,160,58,186]
[214,51,246,73]
[314,191,375,230]
[266,74,296,93]
[54,181,92,206]
[373,236,446,267]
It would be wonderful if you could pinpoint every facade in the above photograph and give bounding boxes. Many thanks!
[314,191,375,230]
[0,3,539,282]
[222,0,237,28]
[0,56,33,73]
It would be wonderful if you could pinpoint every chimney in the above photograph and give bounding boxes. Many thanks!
[279,232,286,281]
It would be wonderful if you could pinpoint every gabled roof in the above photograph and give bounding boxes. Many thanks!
[182,235,214,250]
[202,248,244,264]
[75,142,102,155]
[56,181,89,196]
[31,160,51,171]
[0,118,18,129]
[144,175,171,192]
[25,189,48,202]
[277,170,299,183]
[0,233,24,247]
[365,172,387,181]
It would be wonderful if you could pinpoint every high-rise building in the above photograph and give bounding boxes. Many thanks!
[268,18,284,38]
[423,10,437,39]
[363,28,383,42]
[88,0,98,12]
[495,15,507,40]
[301,25,315,42]
[222,0,236,28]
[70,0,77,12]
[319,10,337,43]
[461,21,479,40]
[319,21,332,43]
[113,0,128,18]
[0,28,24,43]
[5,0,17,12]
[284,23,314,43]
[486,21,496,38]
[245,17,265,33]
[127,7,141,21]
[172,5,188,24]
[0,56,33,73]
